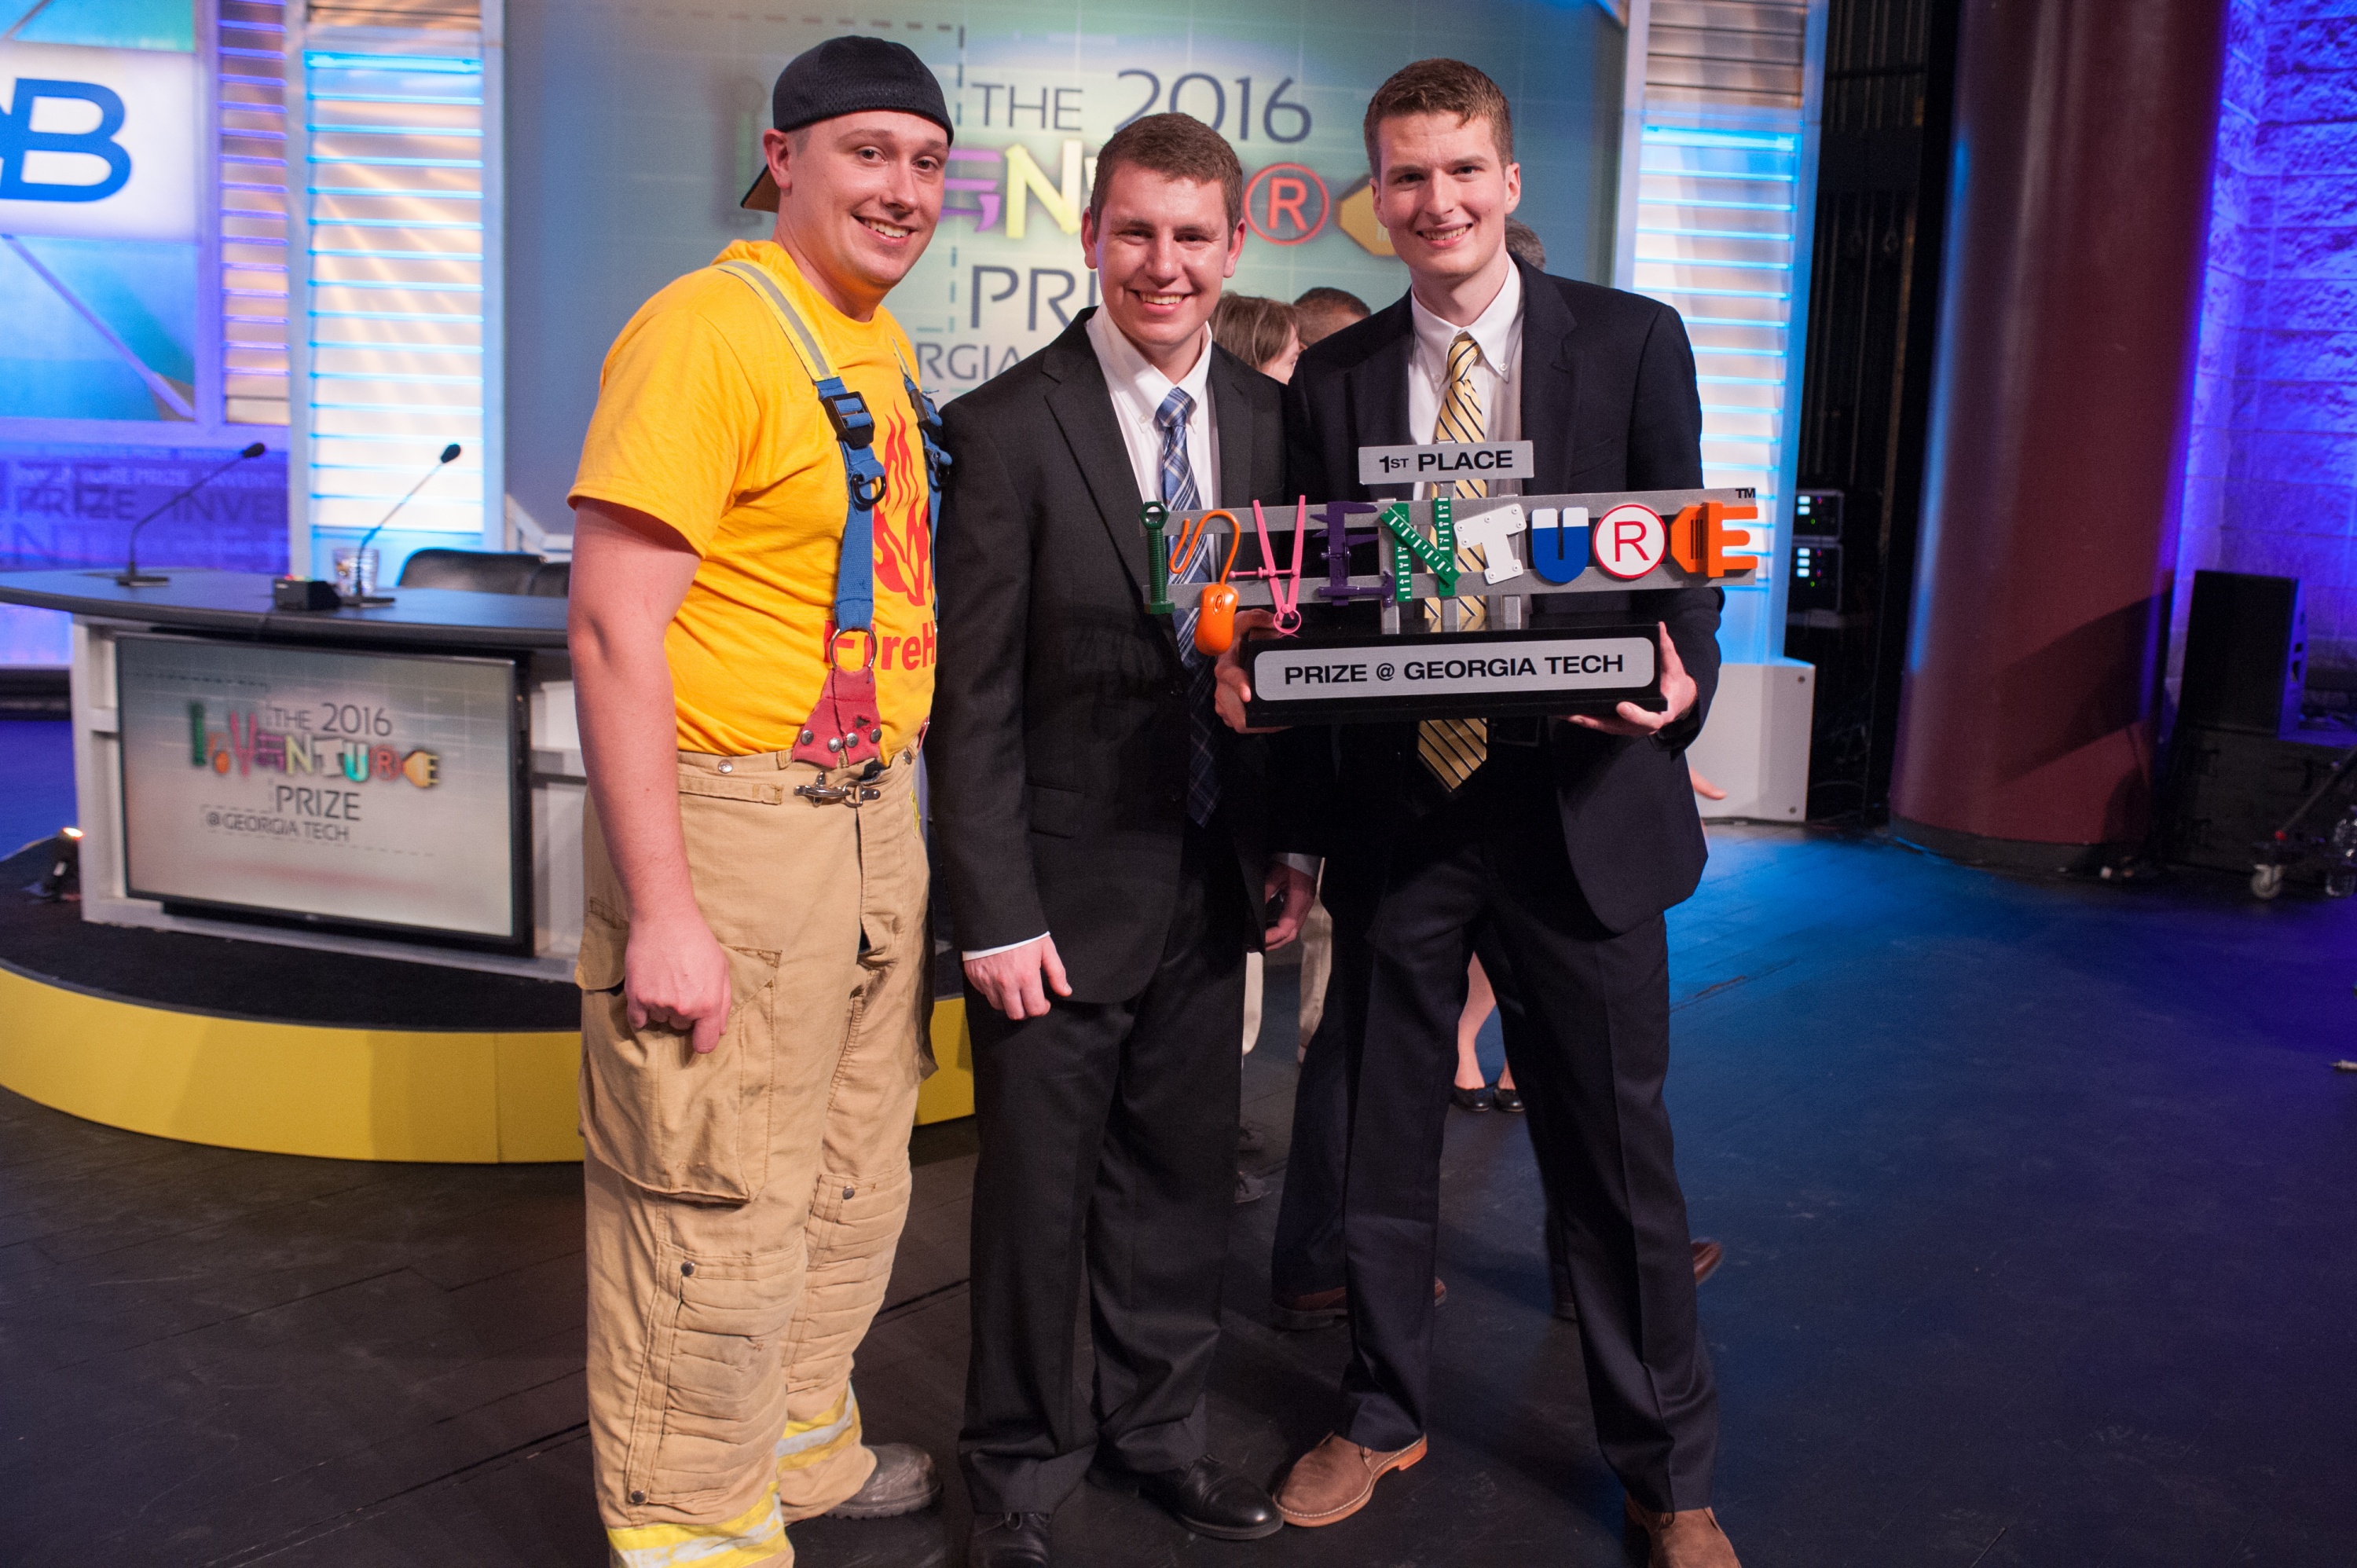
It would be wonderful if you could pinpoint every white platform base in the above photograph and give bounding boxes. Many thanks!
[1686,658,1815,822]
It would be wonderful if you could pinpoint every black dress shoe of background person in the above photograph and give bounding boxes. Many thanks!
[1491,1082,1524,1113]
[968,1511,1054,1566]
[1274,1277,1448,1332]
[1450,1084,1494,1112]
[1088,1454,1284,1541]
[824,1442,944,1518]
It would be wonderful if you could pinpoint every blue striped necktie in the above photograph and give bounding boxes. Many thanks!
[1157,386,1220,828]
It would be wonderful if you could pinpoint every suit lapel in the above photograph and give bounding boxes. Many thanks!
[1043,310,1186,661]
[1042,313,1152,595]
[1515,261,1582,495]
[1346,298,1416,499]
[1208,345,1255,511]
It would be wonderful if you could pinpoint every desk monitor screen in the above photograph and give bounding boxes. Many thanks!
[115,635,527,948]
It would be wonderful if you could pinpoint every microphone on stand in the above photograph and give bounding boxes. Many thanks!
[346,442,462,602]
[115,441,266,587]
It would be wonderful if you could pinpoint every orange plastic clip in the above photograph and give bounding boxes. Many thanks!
[1172,509,1242,655]
[1196,583,1238,654]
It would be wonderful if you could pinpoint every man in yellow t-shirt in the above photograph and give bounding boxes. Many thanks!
[564,37,951,1568]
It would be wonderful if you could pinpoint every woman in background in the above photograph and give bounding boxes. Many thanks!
[1212,292,1307,1203]
[1211,294,1303,383]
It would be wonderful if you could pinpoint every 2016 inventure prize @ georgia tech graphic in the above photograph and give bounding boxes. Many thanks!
[182,695,440,844]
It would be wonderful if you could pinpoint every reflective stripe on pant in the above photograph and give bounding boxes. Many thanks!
[579,749,930,1566]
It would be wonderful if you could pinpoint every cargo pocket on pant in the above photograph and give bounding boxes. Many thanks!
[791,1163,915,1361]
[580,914,784,1203]
[642,1244,800,1505]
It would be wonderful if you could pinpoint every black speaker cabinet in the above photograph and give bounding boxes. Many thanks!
[2162,724,2352,880]
[2179,570,2304,735]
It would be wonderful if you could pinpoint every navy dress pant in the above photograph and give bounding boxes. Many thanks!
[1310,749,1721,1514]
[959,824,1248,1514]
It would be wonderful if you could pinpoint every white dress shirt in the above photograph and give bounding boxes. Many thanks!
[963,310,1223,962]
[1406,261,1524,497]
[1086,306,1221,511]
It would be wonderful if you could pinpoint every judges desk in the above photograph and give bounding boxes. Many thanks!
[0,570,973,1161]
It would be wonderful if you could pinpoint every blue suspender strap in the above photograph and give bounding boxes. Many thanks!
[715,259,885,637]
[813,377,882,634]
[895,355,951,537]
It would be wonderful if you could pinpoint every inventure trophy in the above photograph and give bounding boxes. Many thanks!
[1141,437,1762,724]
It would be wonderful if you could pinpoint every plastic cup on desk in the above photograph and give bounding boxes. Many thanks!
[332,548,379,603]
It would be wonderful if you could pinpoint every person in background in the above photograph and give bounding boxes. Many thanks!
[1207,290,1305,1206]
[1230,288,1371,1081]
[931,112,1303,1567]
[1294,284,1371,347]
[1448,955,1518,1111]
[565,37,953,1568]
[1504,214,1547,270]
[1211,293,1304,383]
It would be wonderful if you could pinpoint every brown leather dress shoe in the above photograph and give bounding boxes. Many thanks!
[1624,1497,1741,1567]
[1274,1432,1426,1527]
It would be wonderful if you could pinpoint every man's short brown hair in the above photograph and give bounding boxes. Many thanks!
[1293,286,1369,347]
[1362,58,1513,177]
[1089,112,1244,229]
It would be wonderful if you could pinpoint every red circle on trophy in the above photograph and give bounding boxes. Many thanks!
[1593,503,1668,580]
[1245,164,1329,245]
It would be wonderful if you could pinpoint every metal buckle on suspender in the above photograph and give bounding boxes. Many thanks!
[818,382,889,510]
[900,368,951,508]
[795,758,884,806]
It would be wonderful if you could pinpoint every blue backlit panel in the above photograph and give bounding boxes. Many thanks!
[1631,121,1806,661]
[296,43,488,570]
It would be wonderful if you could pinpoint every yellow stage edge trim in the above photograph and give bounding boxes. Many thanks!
[0,967,977,1163]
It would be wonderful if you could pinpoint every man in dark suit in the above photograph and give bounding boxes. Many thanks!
[929,113,1307,1568]
[1240,61,1742,1568]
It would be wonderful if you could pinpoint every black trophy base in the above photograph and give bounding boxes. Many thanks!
[1241,625,1664,726]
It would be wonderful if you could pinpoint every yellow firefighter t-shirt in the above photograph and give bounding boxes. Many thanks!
[570,241,937,756]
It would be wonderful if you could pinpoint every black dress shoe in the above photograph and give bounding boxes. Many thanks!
[1091,1455,1283,1541]
[967,1511,1054,1566]
[1450,1084,1494,1112]
[1491,1082,1524,1112]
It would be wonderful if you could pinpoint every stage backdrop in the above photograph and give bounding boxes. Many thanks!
[503,0,1627,539]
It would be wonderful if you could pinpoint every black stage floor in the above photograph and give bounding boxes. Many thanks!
[4,826,2355,1566]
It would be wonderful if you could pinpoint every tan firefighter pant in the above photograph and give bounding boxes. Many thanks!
[577,748,930,1568]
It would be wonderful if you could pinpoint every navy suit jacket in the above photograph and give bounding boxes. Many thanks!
[930,312,1289,999]
[1274,259,1720,933]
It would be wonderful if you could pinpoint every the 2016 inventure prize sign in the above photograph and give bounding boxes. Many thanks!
[1142,443,1765,725]
[115,637,522,943]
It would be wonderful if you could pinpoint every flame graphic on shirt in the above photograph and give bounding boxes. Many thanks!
[874,408,933,608]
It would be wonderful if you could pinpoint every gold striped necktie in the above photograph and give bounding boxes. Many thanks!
[1419,329,1490,793]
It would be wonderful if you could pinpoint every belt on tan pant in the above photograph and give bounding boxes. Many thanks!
[677,745,916,808]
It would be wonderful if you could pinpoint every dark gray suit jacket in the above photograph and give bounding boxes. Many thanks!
[1277,260,1721,933]
[930,311,1289,1001]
